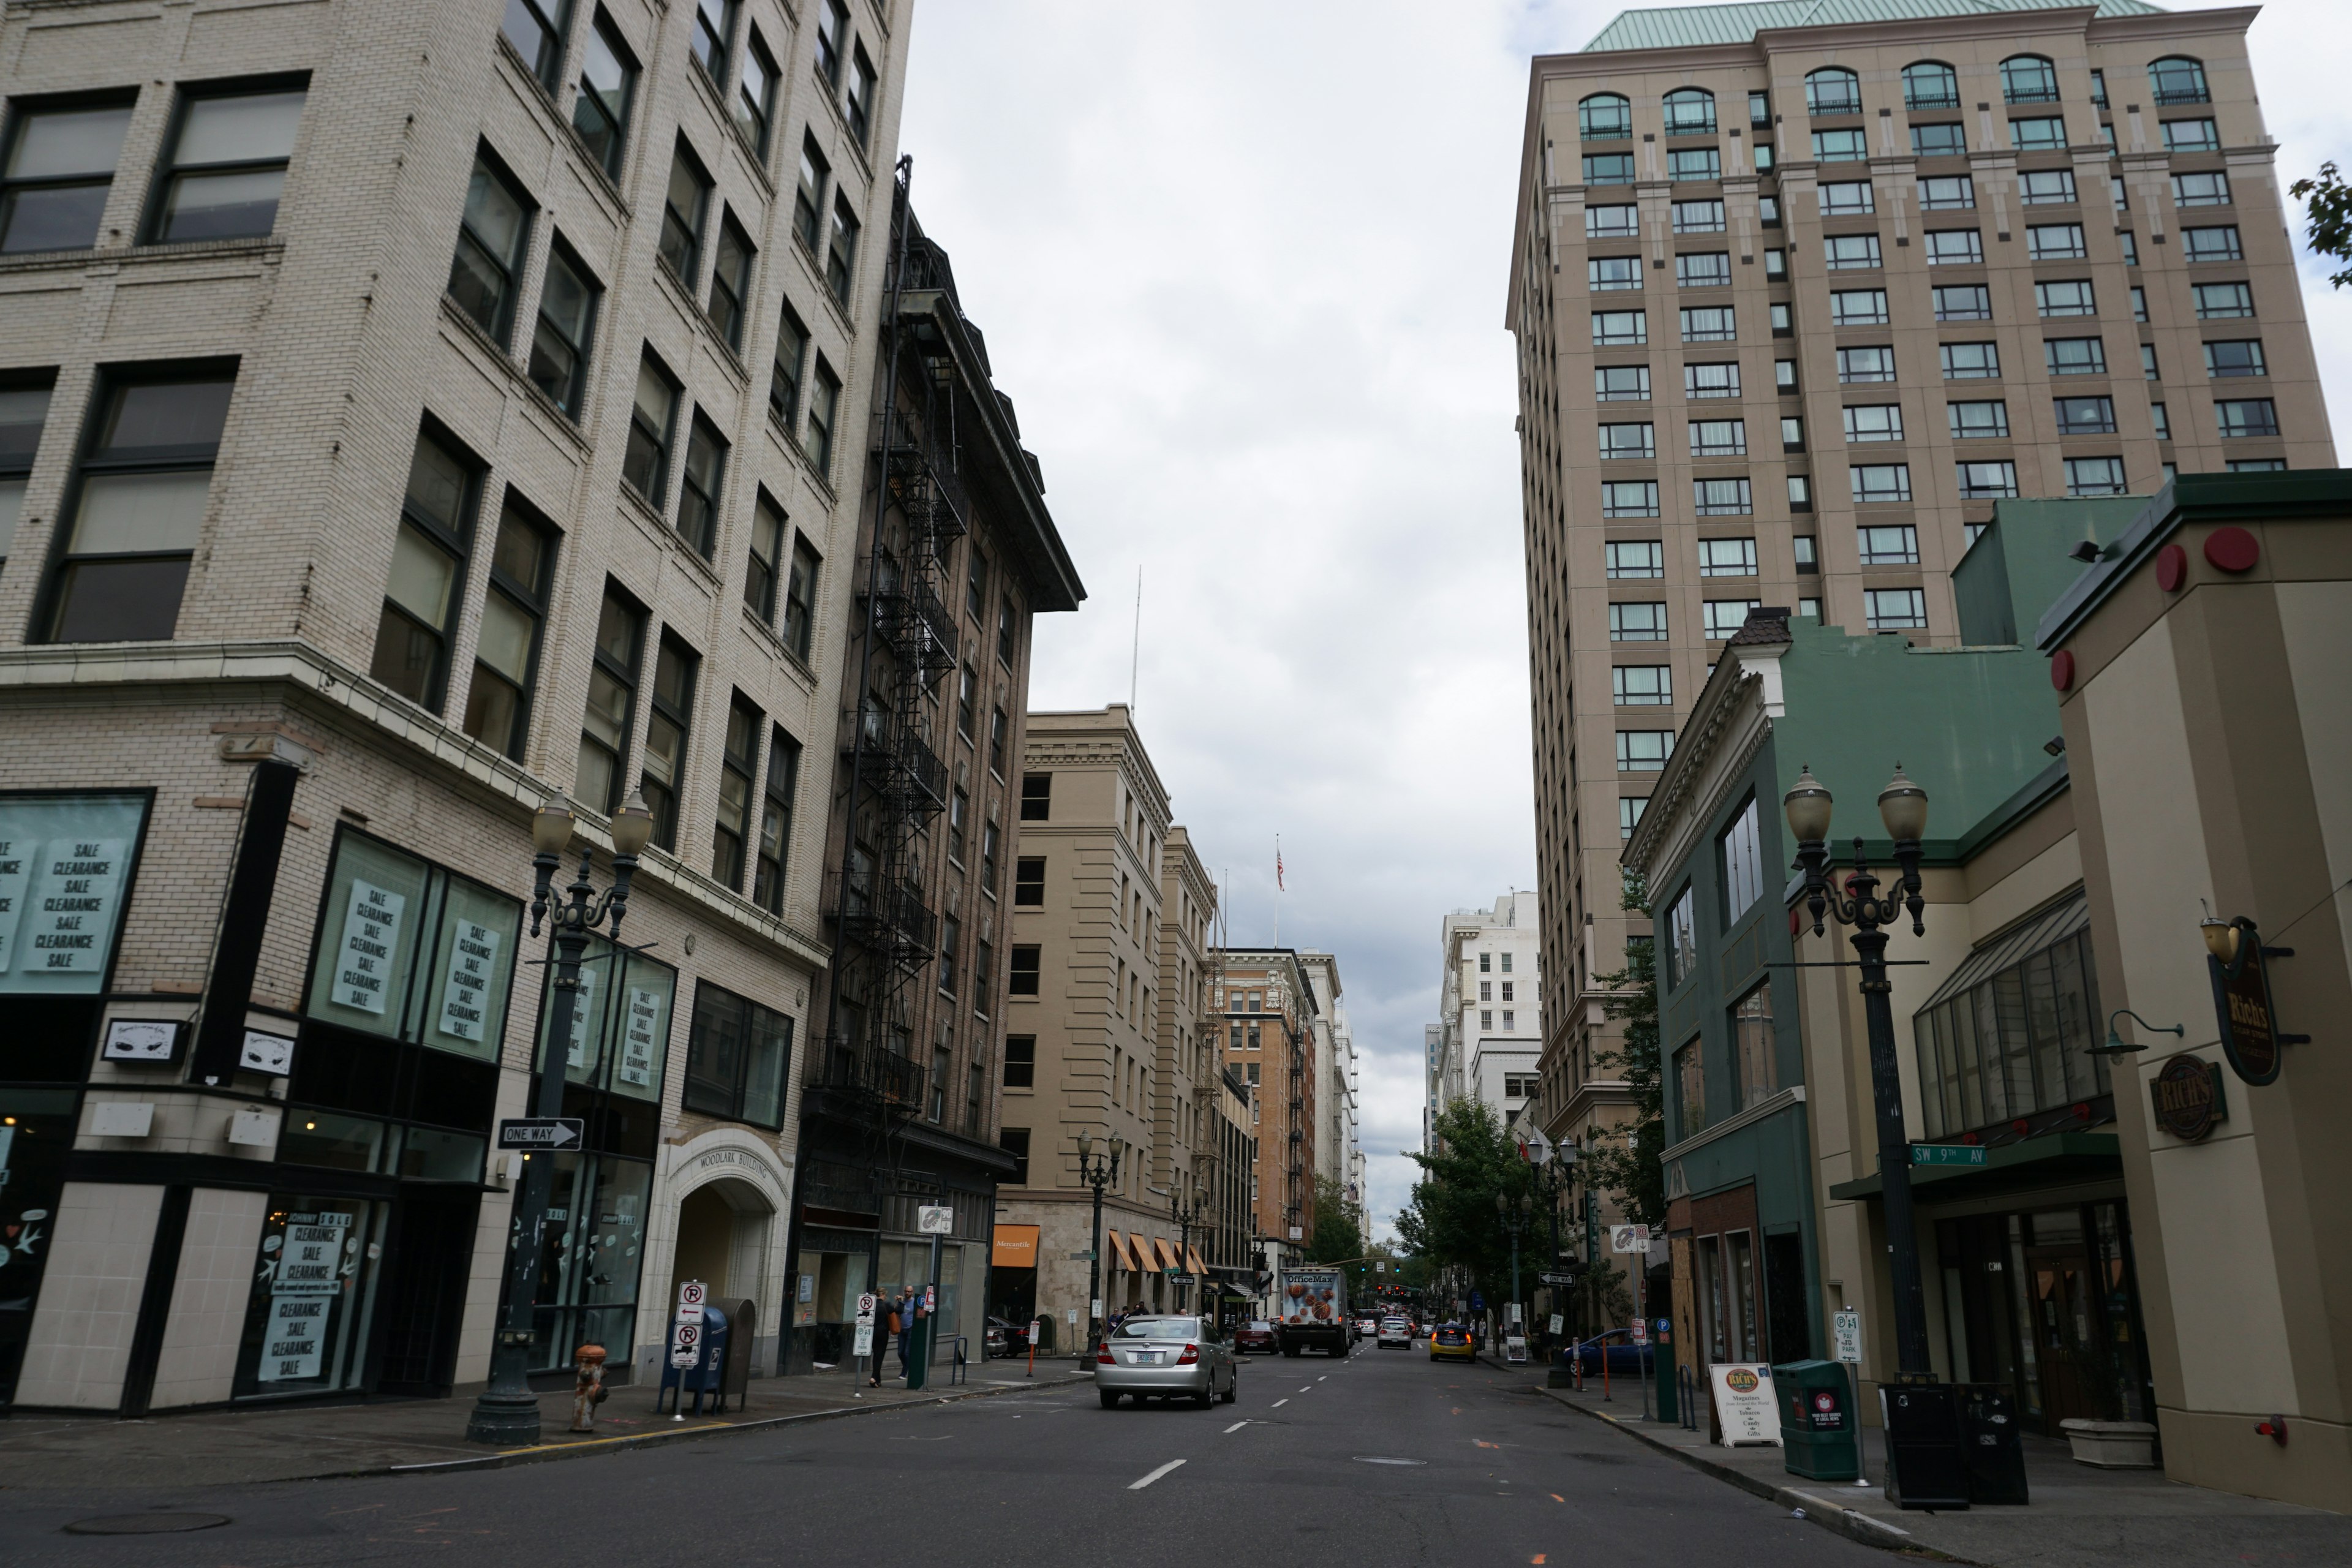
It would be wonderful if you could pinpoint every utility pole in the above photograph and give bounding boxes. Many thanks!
[1076,1130,1120,1354]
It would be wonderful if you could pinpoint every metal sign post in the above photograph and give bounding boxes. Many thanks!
[1834,1308,1866,1484]
[854,1292,877,1384]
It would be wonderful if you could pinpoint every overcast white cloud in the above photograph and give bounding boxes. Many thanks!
[896,0,2352,1243]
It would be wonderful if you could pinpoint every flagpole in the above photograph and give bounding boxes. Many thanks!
[1273,835,1281,946]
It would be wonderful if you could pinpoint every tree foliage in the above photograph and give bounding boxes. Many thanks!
[2290,162,2352,289]
[1305,1174,1365,1265]
[1581,872,1665,1228]
[1394,1099,1531,1303]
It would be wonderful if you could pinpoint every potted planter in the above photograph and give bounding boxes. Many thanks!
[2060,1418,2160,1468]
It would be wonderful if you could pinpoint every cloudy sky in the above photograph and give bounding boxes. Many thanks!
[897,0,2352,1241]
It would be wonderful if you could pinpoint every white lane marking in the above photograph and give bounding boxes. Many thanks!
[1318,1376,1329,1382]
[1272,1398,1289,1408]
[1129,1459,1186,1490]
[1298,1385,1312,1392]
[1223,1420,1249,1433]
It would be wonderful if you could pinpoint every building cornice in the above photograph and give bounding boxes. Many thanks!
[1661,1085,1807,1167]
[1624,639,1784,879]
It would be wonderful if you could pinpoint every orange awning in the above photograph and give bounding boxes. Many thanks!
[1105,1229,1125,1270]
[990,1224,1039,1268]
[1152,1237,1178,1271]
[1185,1245,1207,1273]
[1125,1233,1150,1272]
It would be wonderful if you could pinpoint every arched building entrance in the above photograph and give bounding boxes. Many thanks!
[665,1175,778,1374]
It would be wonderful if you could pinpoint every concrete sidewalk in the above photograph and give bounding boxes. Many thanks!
[0,1357,1090,1493]
[1518,1368,2350,1567]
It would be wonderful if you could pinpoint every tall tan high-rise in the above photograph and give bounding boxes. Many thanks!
[1508,0,2334,1225]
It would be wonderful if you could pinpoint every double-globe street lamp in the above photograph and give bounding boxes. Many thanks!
[1168,1168,1211,1315]
[1495,1189,1531,1344]
[467,790,655,1445]
[1075,1129,1121,1357]
[1782,763,1967,1504]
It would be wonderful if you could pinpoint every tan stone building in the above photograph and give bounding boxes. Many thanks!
[1509,0,2335,1236]
[0,0,924,1414]
[1217,948,1320,1257]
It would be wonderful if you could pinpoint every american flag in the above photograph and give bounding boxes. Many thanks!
[1276,843,1284,891]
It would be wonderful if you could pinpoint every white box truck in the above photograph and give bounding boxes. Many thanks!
[1275,1267,1349,1357]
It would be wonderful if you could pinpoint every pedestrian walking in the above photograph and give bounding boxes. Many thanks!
[895,1287,918,1381]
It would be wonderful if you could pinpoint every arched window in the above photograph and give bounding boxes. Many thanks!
[1806,67,1861,115]
[1902,61,1959,111]
[2149,56,2209,105]
[1662,88,1716,135]
[1579,92,1632,140]
[2000,55,2059,104]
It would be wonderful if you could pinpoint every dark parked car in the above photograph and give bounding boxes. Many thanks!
[1234,1319,1278,1355]
[986,1316,1031,1358]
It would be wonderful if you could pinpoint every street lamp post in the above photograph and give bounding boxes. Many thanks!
[1169,1176,1208,1314]
[1784,763,1968,1506]
[1496,1191,1531,1347]
[1076,1130,1120,1357]
[466,791,654,1446]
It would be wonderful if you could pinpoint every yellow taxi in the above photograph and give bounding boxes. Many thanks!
[1428,1322,1476,1362]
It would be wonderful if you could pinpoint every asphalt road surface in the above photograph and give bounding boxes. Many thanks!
[5,1348,1883,1567]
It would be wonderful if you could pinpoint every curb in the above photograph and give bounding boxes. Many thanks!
[353,1372,1091,1480]
[1528,1380,1976,1564]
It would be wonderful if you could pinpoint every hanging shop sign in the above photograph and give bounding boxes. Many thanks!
[2150,1052,2228,1142]
[0,793,148,995]
[101,1018,186,1065]
[2207,917,2298,1086]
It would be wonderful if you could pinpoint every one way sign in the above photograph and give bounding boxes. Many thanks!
[497,1117,584,1151]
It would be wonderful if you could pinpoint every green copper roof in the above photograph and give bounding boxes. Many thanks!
[1583,0,2165,53]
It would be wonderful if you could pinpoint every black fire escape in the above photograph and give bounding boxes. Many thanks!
[1286,1024,1306,1238]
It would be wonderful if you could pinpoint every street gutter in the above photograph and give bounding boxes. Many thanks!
[1482,1357,1974,1564]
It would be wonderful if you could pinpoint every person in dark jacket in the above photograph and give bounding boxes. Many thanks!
[895,1288,919,1381]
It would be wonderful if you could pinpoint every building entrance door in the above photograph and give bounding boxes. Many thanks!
[373,1185,481,1395]
[2021,1208,2103,1428]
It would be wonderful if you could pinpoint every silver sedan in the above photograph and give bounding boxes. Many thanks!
[1094,1315,1238,1408]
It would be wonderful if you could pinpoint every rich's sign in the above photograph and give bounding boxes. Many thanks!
[2207,918,2284,1086]
[2149,1053,2226,1142]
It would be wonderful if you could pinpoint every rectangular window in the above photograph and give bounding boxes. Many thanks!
[1720,797,1762,925]
[846,43,879,148]
[1587,203,1639,238]
[704,212,755,349]
[503,0,571,88]
[1592,310,1646,346]
[461,495,554,759]
[734,29,779,157]
[1676,251,1730,288]
[973,937,993,1014]
[2045,336,2107,376]
[2120,230,2139,266]
[1759,195,1781,225]
[149,85,306,243]
[2009,117,2068,151]
[0,382,51,564]
[1612,665,1671,706]
[2204,339,2267,378]
[639,636,697,851]
[0,100,135,254]
[2113,175,2130,213]
[1693,477,1751,516]
[369,428,478,709]
[989,705,1009,777]
[1583,152,1637,184]
[793,136,828,253]
[1674,1041,1705,1139]
[1685,361,1739,399]
[998,1125,1031,1182]
[2026,224,2086,261]
[2162,119,2220,154]
[1608,601,1667,642]
[2217,399,2280,438]
[2193,282,2253,320]
[1858,523,1920,564]
[2064,457,2128,496]
[1819,181,1874,216]
[684,980,794,1129]
[1009,944,1040,997]
[2035,279,2096,318]
[1020,772,1052,821]
[1587,255,1642,292]
[1598,421,1655,459]
[1793,535,1818,572]
[527,239,600,417]
[1782,417,1804,451]
[1616,729,1675,771]
[48,372,235,644]
[712,695,760,891]
[804,355,841,476]
[956,663,976,739]
[576,584,644,813]
[948,786,969,864]
[1948,399,2010,439]
[816,0,848,85]
[1956,461,2019,499]
[2053,395,2117,435]
[744,491,784,623]
[1788,473,1813,511]
[571,14,638,179]
[1823,233,1882,270]
[826,197,861,304]
[1690,420,1746,458]
[1918,175,1974,211]
[752,726,799,914]
[1698,536,1755,575]
[1771,302,1793,336]
[768,302,810,432]
[1911,123,1967,157]
[2151,401,2171,440]
[1842,404,1902,443]
[1672,199,1727,233]
[1799,596,1821,618]
[655,141,710,285]
[2018,168,2078,205]
[1605,540,1664,578]
[1015,856,1046,907]
[1837,346,1896,383]
[2132,286,2150,323]
[1732,984,1775,1109]
[1703,599,1759,638]
[1620,796,1648,840]
[2184,225,2244,264]
[448,149,533,343]
[1812,129,1868,162]
[688,0,736,80]
[1765,248,1787,281]
[2173,171,2231,208]
[1831,289,1888,326]
[1665,884,1697,990]
[2228,458,2287,473]
[1596,364,1651,401]
[1666,148,1721,182]
[1942,341,2000,379]
[1865,588,1927,630]
[1679,306,1735,342]
[675,414,726,556]
[1602,480,1659,518]
[782,533,821,660]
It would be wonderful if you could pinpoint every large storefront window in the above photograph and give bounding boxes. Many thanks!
[1938,1199,2151,1433]
[303,827,522,1060]
[1912,894,2106,1139]
[0,1088,78,1406]
[232,1197,390,1397]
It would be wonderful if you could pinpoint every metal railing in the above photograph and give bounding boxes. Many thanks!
[820,1036,927,1106]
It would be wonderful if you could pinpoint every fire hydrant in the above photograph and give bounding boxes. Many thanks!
[570,1343,609,1432]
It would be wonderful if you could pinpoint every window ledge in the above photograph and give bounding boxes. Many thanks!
[435,296,591,457]
[0,235,283,277]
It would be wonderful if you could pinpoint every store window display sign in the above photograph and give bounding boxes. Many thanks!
[233,1197,387,1398]
[533,935,677,1104]
[301,827,523,1063]
[0,792,149,994]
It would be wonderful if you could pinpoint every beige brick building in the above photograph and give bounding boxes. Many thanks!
[1509,0,2335,1251]
[0,0,926,1413]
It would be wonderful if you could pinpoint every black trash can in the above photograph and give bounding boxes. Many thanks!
[1959,1385,2030,1504]
[1880,1382,1971,1510]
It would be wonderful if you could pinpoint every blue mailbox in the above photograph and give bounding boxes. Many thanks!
[658,1303,730,1415]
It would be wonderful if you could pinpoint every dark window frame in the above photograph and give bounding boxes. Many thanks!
[447,145,536,345]
[1020,772,1050,821]
[570,11,638,181]
[639,633,699,852]
[0,92,138,256]
[752,724,801,914]
[526,234,601,417]
[704,209,755,350]
[142,75,309,246]
[461,488,557,760]
[576,580,646,813]
[682,976,794,1130]
[655,138,712,288]
[1009,944,1040,996]
[1014,856,1046,906]
[712,692,761,891]
[502,0,573,90]
[368,421,482,712]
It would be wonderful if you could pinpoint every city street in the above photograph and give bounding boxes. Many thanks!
[3,1352,1875,1568]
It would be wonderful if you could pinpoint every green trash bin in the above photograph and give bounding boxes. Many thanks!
[1776,1359,1861,1481]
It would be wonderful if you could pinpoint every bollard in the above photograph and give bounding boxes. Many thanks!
[569,1343,609,1433]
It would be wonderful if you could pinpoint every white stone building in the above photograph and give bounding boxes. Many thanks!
[1428,892,1544,1146]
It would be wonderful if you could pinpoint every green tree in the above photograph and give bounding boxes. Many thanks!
[1305,1174,1365,1265]
[1394,1099,1529,1306]
[2290,163,2352,288]
[1581,872,1664,1227]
